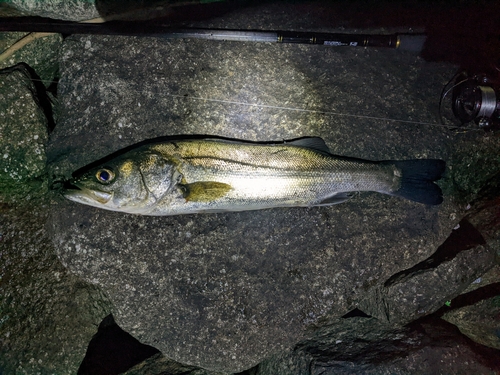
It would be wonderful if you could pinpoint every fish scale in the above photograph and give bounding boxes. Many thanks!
[63,137,445,215]
[156,144,381,207]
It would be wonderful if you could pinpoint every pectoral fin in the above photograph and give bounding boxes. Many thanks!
[179,181,232,202]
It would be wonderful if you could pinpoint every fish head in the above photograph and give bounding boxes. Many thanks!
[63,150,177,214]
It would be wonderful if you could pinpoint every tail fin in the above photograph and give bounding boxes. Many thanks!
[386,159,446,205]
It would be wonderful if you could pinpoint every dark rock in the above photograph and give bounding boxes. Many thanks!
[442,279,500,350]
[249,157,500,374]
[0,63,49,204]
[4,0,100,21]
[241,350,312,375]
[437,172,500,351]
[1,1,499,374]
[438,172,500,351]
[78,314,160,375]
[3,0,237,22]
[0,30,62,86]
[121,353,225,375]
[0,46,112,374]
[0,205,113,374]
[306,318,500,375]
[45,3,478,372]
[244,316,500,374]
[358,218,495,324]
[466,170,500,246]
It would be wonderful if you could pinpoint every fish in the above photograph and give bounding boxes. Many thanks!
[62,136,445,215]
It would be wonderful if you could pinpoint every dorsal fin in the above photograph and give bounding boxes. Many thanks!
[287,137,331,154]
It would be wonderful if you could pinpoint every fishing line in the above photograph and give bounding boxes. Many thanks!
[438,73,470,125]
[24,77,471,130]
[163,92,459,128]
[0,18,461,130]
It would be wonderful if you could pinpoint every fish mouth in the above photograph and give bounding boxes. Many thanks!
[63,181,113,205]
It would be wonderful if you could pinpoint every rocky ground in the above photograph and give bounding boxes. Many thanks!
[1,1,499,374]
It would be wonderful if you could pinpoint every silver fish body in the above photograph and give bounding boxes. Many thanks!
[63,137,445,215]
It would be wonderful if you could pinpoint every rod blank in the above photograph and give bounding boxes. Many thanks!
[0,17,426,52]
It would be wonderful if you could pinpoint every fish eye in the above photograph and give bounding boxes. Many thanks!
[95,168,115,184]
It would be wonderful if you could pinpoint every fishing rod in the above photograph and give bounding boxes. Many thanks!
[0,16,426,52]
[5,17,498,130]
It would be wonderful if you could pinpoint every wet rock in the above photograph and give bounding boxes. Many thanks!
[0,31,62,86]
[358,218,495,324]
[442,283,500,350]
[78,314,161,375]
[3,0,100,21]
[305,318,500,375]
[2,1,498,374]
[295,316,410,365]
[2,0,210,22]
[46,4,469,372]
[465,170,500,247]
[0,64,112,374]
[246,350,312,375]
[0,204,113,374]
[245,316,500,374]
[447,135,500,204]
[39,2,500,374]
[439,172,500,351]
[121,353,227,375]
[0,63,49,204]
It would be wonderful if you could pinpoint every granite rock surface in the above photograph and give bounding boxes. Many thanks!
[38,1,500,373]
[46,8,467,373]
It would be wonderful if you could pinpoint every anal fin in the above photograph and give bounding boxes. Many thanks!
[314,192,354,206]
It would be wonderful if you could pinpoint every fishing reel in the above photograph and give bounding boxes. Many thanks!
[441,70,500,131]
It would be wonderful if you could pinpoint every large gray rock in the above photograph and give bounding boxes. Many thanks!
[2,0,99,20]
[0,32,62,85]
[46,3,499,373]
[0,64,49,203]
[441,173,500,351]
[292,315,499,375]
[122,353,226,375]
[358,218,495,325]
[2,0,219,21]
[0,64,113,374]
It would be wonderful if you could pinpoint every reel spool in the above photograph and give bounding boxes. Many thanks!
[447,72,500,131]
